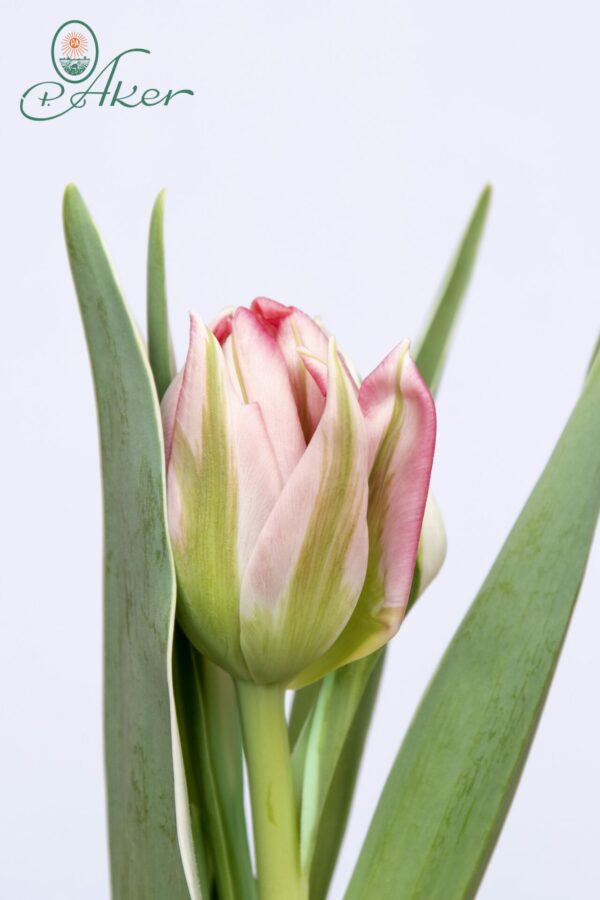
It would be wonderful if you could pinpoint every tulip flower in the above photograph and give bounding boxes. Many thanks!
[162,298,443,687]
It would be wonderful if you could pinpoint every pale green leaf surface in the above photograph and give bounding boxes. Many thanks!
[414,185,491,393]
[587,331,600,375]
[309,653,384,900]
[199,657,257,900]
[288,681,320,750]
[63,185,201,900]
[147,189,176,399]
[299,654,378,874]
[345,350,600,900]
[173,630,256,900]
[172,628,215,893]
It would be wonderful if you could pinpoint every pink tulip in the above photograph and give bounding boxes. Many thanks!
[162,299,442,685]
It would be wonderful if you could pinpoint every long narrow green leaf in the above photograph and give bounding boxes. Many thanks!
[63,185,201,900]
[291,186,492,883]
[345,350,600,900]
[414,184,491,393]
[587,331,600,376]
[147,190,175,400]
[288,681,320,750]
[200,658,257,900]
[173,632,256,900]
[172,629,215,893]
[309,653,384,900]
[299,654,378,873]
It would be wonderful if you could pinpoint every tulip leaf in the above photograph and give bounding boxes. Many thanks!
[173,630,256,900]
[299,654,379,874]
[63,185,202,900]
[345,351,600,900]
[172,629,215,892]
[288,681,320,749]
[147,189,176,399]
[309,652,384,900]
[414,184,491,394]
[292,186,492,882]
[198,658,257,900]
[587,332,600,375]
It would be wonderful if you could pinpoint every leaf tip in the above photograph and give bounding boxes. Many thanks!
[153,188,167,214]
[477,183,493,216]
[63,182,80,216]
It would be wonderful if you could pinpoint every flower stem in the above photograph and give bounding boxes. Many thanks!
[236,681,307,900]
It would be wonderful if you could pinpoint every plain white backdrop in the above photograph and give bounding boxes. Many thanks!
[2,1,599,897]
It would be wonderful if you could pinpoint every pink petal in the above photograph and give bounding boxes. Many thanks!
[160,314,247,675]
[231,307,306,482]
[297,348,327,397]
[239,339,369,684]
[294,344,436,684]
[359,340,409,467]
[162,367,184,470]
[232,401,284,574]
[210,308,234,344]
[161,313,284,679]
[359,343,436,612]
[250,296,292,325]
[252,297,329,440]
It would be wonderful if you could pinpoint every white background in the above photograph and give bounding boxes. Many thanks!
[2,2,599,897]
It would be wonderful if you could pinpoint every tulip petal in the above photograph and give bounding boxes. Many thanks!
[252,297,329,440]
[297,347,327,397]
[162,314,248,678]
[220,334,244,402]
[164,313,291,681]
[294,344,435,685]
[239,339,369,684]
[231,308,306,481]
[162,316,258,677]
[416,492,447,593]
[233,401,285,575]
[210,307,234,344]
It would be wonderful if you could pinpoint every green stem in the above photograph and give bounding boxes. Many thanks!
[236,681,307,900]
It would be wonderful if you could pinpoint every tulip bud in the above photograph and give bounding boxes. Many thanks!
[162,299,440,686]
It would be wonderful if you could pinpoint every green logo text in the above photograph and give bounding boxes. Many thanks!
[21,20,194,122]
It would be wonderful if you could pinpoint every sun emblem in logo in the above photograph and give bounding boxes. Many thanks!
[51,20,98,82]
[59,30,90,76]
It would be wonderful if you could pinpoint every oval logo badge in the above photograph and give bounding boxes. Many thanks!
[51,20,98,84]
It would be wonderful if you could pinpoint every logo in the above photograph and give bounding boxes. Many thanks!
[21,21,194,122]
[51,20,99,83]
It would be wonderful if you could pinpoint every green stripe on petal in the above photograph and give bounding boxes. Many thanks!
[294,345,435,685]
[240,341,369,685]
[164,316,248,680]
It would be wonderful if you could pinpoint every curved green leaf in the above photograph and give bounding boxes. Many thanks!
[173,631,256,900]
[288,681,320,750]
[63,185,201,900]
[299,654,378,874]
[345,349,600,900]
[309,653,384,900]
[147,190,176,400]
[172,629,214,893]
[414,184,491,393]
